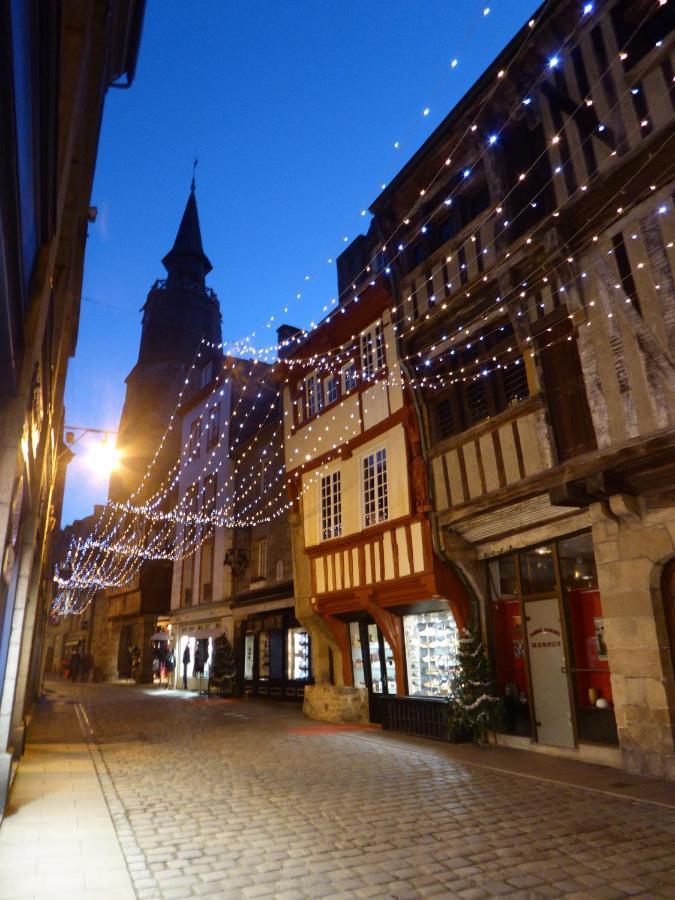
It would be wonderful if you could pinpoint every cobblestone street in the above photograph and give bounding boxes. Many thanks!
[5,681,675,900]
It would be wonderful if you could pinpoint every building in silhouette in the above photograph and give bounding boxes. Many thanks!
[101,184,224,682]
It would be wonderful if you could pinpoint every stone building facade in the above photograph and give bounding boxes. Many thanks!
[168,357,306,699]
[102,183,223,683]
[339,0,675,776]
[0,0,144,816]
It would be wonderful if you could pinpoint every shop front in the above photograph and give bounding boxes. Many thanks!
[487,530,618,751]
[235,608,311,701]
[175,621,225,691]
[342,605,460,725]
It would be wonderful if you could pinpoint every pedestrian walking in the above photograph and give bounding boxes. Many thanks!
[182,643,190,690]
[165,647,175,689]
[69,647,81,682]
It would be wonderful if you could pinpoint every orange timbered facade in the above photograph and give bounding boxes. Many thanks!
[283,279,470,718]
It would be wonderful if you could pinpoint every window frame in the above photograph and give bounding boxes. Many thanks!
[320,468,342,541]
[206,403,220,450]
[361,445,389,529]
[253,538,267,580]
[360,321,386,378]
[324,374,339,407]
[305,372,322,419]
[341,361,357,394]
[188,418,201,459]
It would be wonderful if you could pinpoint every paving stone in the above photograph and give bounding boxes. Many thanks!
[37,681,675,900]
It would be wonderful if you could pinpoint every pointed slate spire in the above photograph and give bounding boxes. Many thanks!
[162,170,212,280]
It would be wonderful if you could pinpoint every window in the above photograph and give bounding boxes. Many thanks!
[341,362,357,393]
[466,378,489,424]
[199,535,214,603]
[206,404,220,450]
[404,611,459,697]
[188,419,201,459]
[611,0,672,71]
[325,375,339,405]
[181,554,194,607]
[503,359,529,405]
[437,396,455,440]
[200,360,215,387]
[253,539,267,580]
[428,318,529,441]
[320,471,342,540]
[362,448,388,527]
[276,559,284,581]
[305,373,322,418]
[360,322,385,377]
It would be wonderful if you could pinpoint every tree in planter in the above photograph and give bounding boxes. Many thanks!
[208,633,237,696]
[447,624,501,744]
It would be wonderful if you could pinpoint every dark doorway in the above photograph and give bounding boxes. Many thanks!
[117,624,133,678]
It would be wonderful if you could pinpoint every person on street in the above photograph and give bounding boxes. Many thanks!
[165,647,175,689]
[182,643,190,690]
[69,647,81,682]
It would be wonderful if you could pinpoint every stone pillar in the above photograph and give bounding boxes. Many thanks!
[139,615,157,684]
[8,568,41,756]
[591,499,675,779]
[0,525,36,814]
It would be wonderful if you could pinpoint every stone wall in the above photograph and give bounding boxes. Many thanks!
[303,684,369,724]
[591,498,675,779]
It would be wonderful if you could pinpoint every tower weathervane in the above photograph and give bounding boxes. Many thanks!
[191,156,198,192]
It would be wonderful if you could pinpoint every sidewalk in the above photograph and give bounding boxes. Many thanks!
[0,686,135,900]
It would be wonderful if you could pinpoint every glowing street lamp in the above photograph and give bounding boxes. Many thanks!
[64,426,121,478]
[84,435,121,476]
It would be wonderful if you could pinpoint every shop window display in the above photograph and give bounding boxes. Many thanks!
[403,610,459,697]
[244,633,254,680]
[350,621,396,693]
[258,631,270,679]
[287,628,310,680]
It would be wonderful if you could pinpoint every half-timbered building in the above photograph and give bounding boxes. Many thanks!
[344,0,675,776]
[282,270,470,725]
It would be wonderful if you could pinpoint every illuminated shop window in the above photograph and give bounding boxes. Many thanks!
[403,610,459,697]
[287,628,310,680]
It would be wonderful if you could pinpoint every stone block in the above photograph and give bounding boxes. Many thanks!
[303,684,369,724]
[593,540,620,565]
[601,590,655,619]
[619,526,673,563]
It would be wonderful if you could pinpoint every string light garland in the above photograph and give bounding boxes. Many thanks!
[54,1,674,611]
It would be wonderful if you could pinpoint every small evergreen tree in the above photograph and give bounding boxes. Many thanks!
[447,624,501,744]
[209,634,237,696]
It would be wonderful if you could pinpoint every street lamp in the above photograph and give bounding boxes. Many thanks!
[64,426,121,478]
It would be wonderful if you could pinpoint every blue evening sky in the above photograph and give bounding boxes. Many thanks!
[62,0,537,525]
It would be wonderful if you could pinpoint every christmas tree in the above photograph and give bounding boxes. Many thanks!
[208,633,237,696]
[447,623,501,744]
